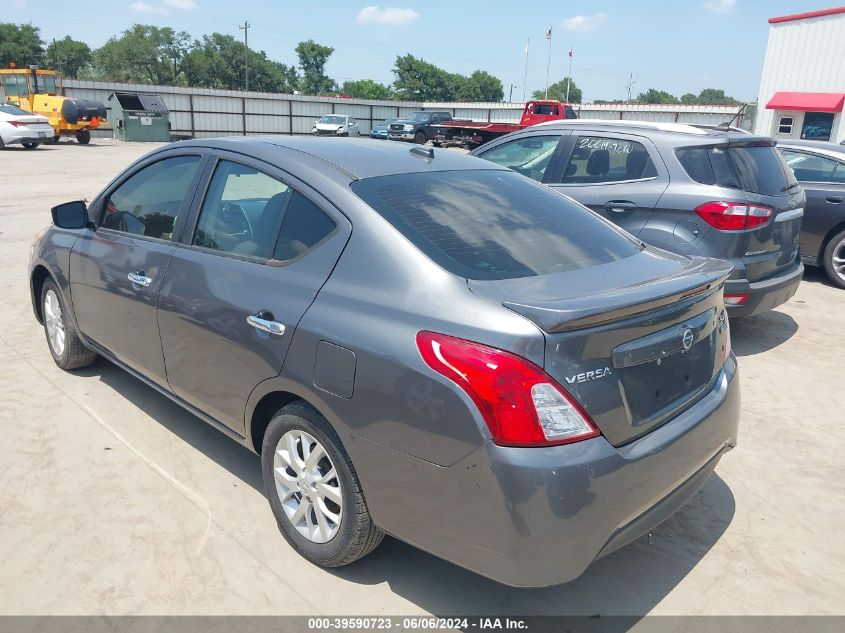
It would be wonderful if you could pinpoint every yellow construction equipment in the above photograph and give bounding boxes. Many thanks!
[0,65,107,144]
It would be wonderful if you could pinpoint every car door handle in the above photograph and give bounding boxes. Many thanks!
[127,271,151,287]
[604,200,638,212]
[826,196,843,203]
[247,313,286,336]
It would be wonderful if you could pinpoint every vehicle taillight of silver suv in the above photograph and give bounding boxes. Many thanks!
[472,120,806,317]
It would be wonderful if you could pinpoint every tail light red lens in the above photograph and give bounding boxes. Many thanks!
[416,331,599,447]
[695,201,772,231]
[724,294,749,306]
[7,121,24,128]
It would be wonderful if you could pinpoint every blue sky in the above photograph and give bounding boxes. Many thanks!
[1,0,831,101]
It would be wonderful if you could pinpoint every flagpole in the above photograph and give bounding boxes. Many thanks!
[565,47,573,103]
[522,38,529,103]
[544,27,552,100]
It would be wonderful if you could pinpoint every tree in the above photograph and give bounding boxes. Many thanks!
[46,36,92,78]
[532,77,582,104]
[680,92,699,104]
[184,33,298,93]
[295,40,335,95]
[636,88,679,104]
[392,54,452,100]
[468,70,503,102]
[94,25,190,84]
[0,23,44,67]
[341,79,392,100]
[697,88,739,105]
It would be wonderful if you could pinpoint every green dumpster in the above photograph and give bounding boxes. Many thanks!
[108,92,170,142]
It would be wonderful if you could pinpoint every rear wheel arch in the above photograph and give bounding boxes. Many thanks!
[249,390,351,455]
[818,220,845,262]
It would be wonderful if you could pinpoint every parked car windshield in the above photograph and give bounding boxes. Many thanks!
[676,143,797,196]
[409,112,431,121]
[352,170,639,280]
[319,115,346,125]
[377,119,395,127]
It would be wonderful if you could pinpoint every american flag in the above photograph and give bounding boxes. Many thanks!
[546,27,552,39]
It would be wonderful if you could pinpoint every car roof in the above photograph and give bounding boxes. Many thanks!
[531,118,763,143]
[175,136,505,180]
[776,139,845,160]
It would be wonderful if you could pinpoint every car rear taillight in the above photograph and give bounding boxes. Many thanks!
[724,294,749,306]
[416,331,599,447]
[695,201,772,231]
[7,121,24,127]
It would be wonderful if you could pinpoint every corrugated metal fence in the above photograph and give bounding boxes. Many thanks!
[63,79,752,139]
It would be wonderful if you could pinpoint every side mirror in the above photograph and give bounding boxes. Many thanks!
[51,201,91,229]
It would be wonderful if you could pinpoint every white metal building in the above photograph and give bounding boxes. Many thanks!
[755,6,845,143]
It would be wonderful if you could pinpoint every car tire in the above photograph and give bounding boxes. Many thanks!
[822,229,845,289]
[75,129,91,145]
[41,279,97,370]
[413,131,426,145]
[261,401,384,567]
[22,142,39,149]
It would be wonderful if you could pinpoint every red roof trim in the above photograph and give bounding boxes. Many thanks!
[766,91,845,112]
[769,6,845,24]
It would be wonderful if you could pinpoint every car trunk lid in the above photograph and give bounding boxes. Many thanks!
[469,250,733,446]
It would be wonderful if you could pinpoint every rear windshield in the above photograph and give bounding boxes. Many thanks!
[352,170,639,280]
[676,144,797,196]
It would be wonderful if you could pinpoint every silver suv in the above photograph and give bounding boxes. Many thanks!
[472,120,806,317]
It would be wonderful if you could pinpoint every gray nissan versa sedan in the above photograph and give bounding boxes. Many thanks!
[472,120,806,317]
[30,137,739,587]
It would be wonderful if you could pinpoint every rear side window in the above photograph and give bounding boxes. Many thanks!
[352,170,639,280]
[556,136,657,184]
[273,192,337,261]
[676,144,797,195]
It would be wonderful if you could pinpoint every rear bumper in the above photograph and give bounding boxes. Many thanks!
[352,356,740,587]
[2,126,53,144]
[725,262,803,317]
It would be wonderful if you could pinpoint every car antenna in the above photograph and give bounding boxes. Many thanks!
[409,146,434,162]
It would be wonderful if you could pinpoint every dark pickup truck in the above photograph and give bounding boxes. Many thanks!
[388,111,452,144]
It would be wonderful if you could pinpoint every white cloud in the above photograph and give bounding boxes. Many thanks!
[559,13,607,31]
[163,0,197,9]
[357,6,420,26]
[130,1,170,14]
[703,0,736,15]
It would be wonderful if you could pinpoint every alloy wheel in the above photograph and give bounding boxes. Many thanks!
[832,238,845,284]
[273,429,343,544]
[44,289,65,357]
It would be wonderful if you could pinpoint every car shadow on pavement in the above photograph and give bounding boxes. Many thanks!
[729,309,798,357]
[77,358,265,492]
[329,473,735,617]
[78,357,736,618]
[801,265,841,289]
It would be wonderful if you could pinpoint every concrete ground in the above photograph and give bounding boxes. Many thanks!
[0,138,843,616]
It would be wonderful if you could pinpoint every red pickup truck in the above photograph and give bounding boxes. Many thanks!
[432,100,578,148]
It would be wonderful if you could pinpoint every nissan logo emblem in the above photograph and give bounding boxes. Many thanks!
[682,329,694,350]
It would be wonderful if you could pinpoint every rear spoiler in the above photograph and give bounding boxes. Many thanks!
[503,257,733,333]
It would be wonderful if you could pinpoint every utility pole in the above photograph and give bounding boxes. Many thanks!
[625,72,637,103]
[522,37,529,103]
[544,27,552,100]
[239,21,250,92]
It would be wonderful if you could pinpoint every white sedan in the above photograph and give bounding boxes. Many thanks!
[311,114,360,137]
[0,103,55,150]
